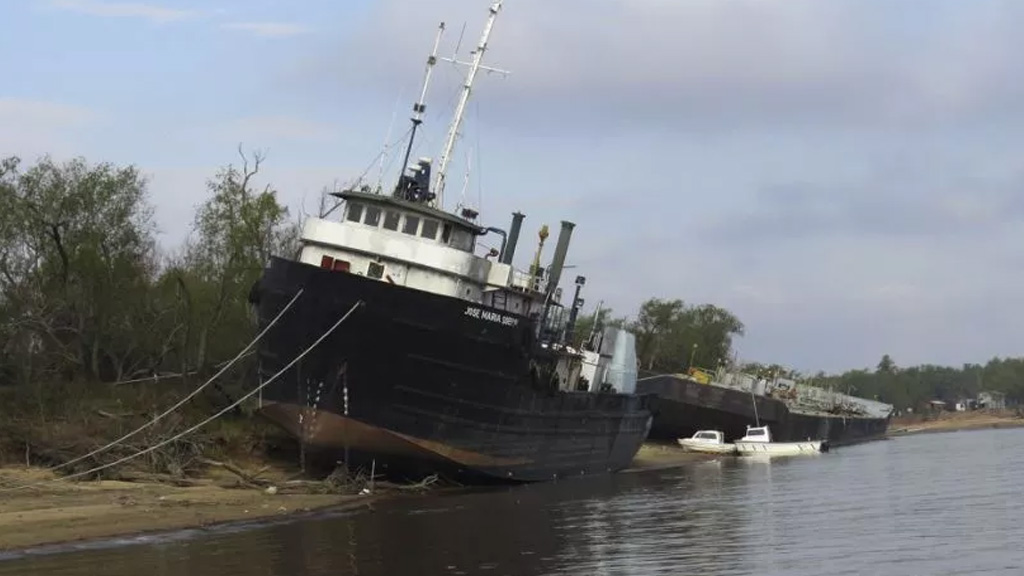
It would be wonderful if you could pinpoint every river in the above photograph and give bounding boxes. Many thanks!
[2,427,1022,575]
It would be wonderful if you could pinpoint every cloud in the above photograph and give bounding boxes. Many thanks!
[0,98,99,158]
[44,0,198,23]
[0,98,98,127]
[222,22,311,38]
[16,0,1024,373]
[282,0,1024,135]
[213,115,335,145]
[706,169,1024,245]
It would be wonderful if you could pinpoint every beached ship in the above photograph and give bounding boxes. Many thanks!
[248,1,653,482]
[637,368,893,447]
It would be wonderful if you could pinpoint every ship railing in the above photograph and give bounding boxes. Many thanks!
[509,269,547,294]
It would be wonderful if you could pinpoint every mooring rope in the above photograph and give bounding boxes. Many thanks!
[2,299,364,493]
[49,288,305,473]
[106,352,255,387]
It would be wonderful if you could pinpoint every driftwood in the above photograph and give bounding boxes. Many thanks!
[199,457,271,488]
[374,474,439,492]
[115,470,203,487]
[95,409,136,419]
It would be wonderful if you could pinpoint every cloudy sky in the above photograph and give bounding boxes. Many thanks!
[2,0,1023,373]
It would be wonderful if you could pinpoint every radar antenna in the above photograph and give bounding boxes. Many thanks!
[393,22,446,203]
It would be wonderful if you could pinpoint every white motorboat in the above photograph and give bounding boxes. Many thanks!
[676,430,737,455]
[733,425,827,456]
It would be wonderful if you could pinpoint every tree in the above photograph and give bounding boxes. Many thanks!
[0,155,163,384]
[571,306,622,349]
[179,147,299,371]
[876,354,897,374]
[627,298,745,374]
[630,298,686,371]
[686,304,745,370]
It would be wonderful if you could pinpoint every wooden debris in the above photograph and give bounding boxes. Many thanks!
[199,457,271,488]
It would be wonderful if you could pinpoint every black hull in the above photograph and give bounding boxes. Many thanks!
[251,257,653,483]
[637,375,890,447]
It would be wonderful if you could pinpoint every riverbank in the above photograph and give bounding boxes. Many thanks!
[0,465,387,551]
[888,409,1024,437]
[0,441,715,551]
[627,442,717,471]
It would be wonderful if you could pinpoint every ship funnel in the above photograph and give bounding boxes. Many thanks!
[546,220,575,299]
[500,211,525,265]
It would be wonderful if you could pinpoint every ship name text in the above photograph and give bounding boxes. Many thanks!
[464,306,519,327]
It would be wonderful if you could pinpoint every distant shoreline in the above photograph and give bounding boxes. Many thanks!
[887,410,1024,438]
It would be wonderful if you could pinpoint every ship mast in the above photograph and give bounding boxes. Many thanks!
[433,0,504,209]
[393,22,446,198]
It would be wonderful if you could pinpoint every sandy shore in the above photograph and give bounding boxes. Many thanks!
[0,467,377,551]
[888,410,1024,437]
[627,442,721,471]
[0,442,717,551]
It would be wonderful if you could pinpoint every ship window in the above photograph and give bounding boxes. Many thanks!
[449,228,474,252]
[420,219,439,240]
[320,255,334,269]
[441,223,452,243]
[364,205,382,226]
[402,215,420,235]
[332,259,350,272]
[367,261,384,279]
[383,210,400,231]
[346,203,364,223]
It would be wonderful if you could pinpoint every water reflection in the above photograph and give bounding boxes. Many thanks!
[4,429,1024,575]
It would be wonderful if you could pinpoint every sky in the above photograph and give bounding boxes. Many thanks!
[2,0,1023,373]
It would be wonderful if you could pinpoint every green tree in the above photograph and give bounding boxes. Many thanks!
[178,148,299,371]
[0,155,162,384]
[627,298,744,374]
[876,354,897,374]
[630,298,686,371]
[571,306,625,349]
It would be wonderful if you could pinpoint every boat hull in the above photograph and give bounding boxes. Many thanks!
[675,439,737,455]
[251,256,654,483]
[734,440,825,456]
[637,375,890,446]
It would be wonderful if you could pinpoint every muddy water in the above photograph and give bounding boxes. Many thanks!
[3,428,1023,575]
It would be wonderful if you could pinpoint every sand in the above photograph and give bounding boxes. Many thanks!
[627,442,720,471]
[0,442,720,551]
[0,467,375,551]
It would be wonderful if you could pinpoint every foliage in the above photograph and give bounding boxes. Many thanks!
[817,356,1024,411]
[573,297,745,374]
[0,150,297,393]
[0,155,159,384]
[178,148,299,372]
[742,354,1024,411]
[571,306,625,348]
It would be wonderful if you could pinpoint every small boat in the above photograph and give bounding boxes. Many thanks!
[733,425,828,456]
[676,430,737,455]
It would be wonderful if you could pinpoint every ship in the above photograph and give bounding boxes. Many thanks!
[636,368,893,447]
[247,1,653,483]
